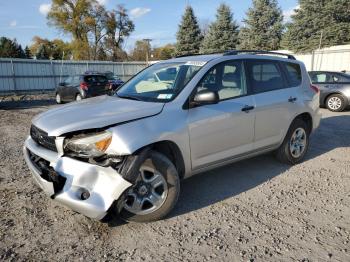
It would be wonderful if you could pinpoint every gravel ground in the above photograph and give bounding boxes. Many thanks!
[0,100,349,262]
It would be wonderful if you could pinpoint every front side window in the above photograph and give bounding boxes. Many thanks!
[116,62,203,102]
[247,61,285,93]
[194,60,246,100]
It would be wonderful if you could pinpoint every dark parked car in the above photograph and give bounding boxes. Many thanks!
[309,71,350,112]
[55,73,110,104]
[103,71,124,92]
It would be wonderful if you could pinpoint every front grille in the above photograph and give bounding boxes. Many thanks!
[28,150,66,193]
[30,125,57,152]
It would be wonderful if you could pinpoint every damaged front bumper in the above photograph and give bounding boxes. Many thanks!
[23,136,132,220]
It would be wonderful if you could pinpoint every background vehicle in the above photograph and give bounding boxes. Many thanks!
[24,51,320,223]
[103,71,124,93]
[309,71,350,112]
[55,73,110,103]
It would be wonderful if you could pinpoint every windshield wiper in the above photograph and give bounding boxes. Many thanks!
[117,94,143,101]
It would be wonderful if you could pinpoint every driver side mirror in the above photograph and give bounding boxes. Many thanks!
[190,90,219,107]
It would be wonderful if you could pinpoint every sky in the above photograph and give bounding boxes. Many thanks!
[0,0,299,51]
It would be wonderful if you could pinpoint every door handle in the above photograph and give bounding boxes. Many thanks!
[241,105,255,112]
[288,97,297,103]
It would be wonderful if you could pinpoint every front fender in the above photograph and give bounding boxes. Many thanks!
[105,111,192,177]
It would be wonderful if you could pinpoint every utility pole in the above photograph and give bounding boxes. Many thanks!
[143,38,152,65]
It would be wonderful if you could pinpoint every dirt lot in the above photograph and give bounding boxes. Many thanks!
[0,99,349,262]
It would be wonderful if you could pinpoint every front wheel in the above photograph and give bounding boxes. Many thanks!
[275,119,310,165]
[118,151,180,222]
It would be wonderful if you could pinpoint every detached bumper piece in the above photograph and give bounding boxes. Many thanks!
[24,137,132,220]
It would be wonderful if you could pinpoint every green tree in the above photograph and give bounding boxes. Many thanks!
[47,0,96,59]
[0,37,25,58]
[201,4,239,53]
[24,46,32,59]
[239,0,283,50]
[153,44,176,60]
[36,44,50,59]
[30,36,72,60]
[282,0,350,53]
[176,6,203,56]
[130,40,150,61]
[86,3,108,60]
[104,5,135,61]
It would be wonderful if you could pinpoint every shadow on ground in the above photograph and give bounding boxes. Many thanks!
[170,114,350,218]
[0,99,55,110]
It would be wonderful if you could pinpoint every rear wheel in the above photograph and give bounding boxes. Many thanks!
[275,119,310,165]
[118,151,180,222]
[75,94,82,101]
[55,93,62,104]
[326,94,346,112]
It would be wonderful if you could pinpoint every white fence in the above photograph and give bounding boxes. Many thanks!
[279,44,350,72]
[0,59,147,95]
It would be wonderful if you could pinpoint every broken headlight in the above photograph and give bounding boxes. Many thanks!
[64,131,112,158]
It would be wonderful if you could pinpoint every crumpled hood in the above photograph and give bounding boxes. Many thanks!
[32,95,164,136]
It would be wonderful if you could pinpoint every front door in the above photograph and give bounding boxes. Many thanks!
[188,60,255,170]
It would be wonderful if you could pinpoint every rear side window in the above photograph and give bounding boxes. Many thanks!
[84,75,107,83]
[247,61,285,93]
[284,63,302,87]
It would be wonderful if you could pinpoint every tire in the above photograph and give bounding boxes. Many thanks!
[275,118,310,165]
[326,94,346,112]
[75,94,83,101]
[118,150,180,222]
[55,93,62,104]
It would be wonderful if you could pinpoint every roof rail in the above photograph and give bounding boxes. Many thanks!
[224,50,296,60]
[176,52,227,58]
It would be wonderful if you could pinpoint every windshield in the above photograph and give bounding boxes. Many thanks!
[116,62,204,102]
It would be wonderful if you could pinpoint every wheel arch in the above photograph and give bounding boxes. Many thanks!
[293,112,313,134]
[133,140,186,180]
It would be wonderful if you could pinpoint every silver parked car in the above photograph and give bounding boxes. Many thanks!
[309,71,350,112]
[23,51,321,222]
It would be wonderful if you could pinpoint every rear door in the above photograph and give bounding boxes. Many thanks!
[85,75,109,97]
[246,59,301,150]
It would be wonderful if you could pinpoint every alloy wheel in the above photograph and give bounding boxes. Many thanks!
[289,127,307,158]
[327,96,342,111]
[123,166,168,215]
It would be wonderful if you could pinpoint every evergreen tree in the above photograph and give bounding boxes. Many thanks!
[201,4,239,53]
[16,44,26,58]
[24,46,32,59]
[176,6,203,56]
[36,44,50,59]
[239,0,283,50]
[0,37,26,58]
[282,0,350,53]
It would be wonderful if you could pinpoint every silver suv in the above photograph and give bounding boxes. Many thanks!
[23,51,321,222]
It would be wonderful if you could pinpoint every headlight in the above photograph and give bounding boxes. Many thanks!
[64,131,112,158]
